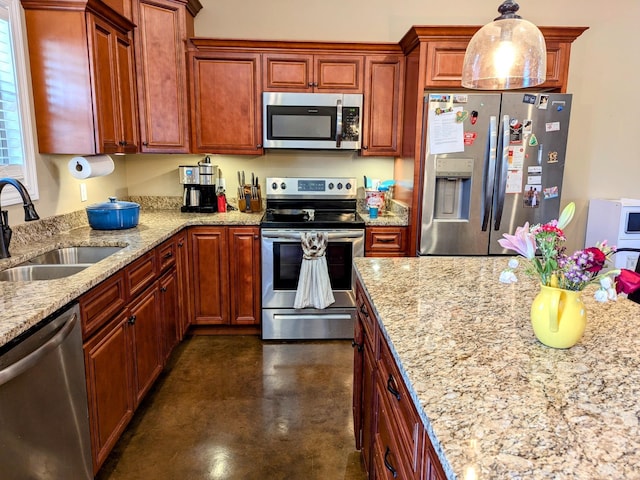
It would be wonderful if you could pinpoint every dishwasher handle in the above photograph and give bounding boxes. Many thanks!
[0,308,79,387]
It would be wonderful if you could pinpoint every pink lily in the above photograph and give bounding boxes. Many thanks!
[498,222,537,259]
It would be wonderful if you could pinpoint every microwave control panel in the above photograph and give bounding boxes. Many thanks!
[342,107,360,141]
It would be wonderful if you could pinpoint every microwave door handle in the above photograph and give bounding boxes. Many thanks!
[335,99,343,147]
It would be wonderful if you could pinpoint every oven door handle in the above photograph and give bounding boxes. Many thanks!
[261,231,364,240]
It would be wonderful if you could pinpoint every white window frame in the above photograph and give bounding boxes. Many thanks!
[0,0,38,206]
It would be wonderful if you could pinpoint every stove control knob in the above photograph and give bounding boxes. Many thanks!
[345,182,352,190]
[337,182,343,190]
[280,182,287,190]
[328,182,334,190]
[271,182,278,190]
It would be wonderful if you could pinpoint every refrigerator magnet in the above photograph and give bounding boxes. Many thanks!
[524,185,541,208]
[509,119,523,144]
[455,110,469,123]
[523,119,533,135]
[538,94,549,109]
[528,134,539,146]
[548,151,559,163]
[463,132,477,145]
[523,93,537,104]
[470,110,478,125]
[543,186,559,199]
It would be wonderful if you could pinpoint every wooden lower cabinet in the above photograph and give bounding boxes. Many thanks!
[129,284,163,406]
[83,311,133,474]
[175,231,192,338]
[354,278,445,479]
[188,226,261,331]
[159,268,180,363]
[365,227,408,257]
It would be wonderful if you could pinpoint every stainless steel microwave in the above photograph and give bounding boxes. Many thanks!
[262,92,363,150]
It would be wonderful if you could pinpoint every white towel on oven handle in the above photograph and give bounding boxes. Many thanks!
[294,231,335,309]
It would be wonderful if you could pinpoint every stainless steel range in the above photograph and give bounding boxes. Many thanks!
[261,177,365,340]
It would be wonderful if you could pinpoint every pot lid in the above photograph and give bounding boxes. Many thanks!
[86,196,140,210]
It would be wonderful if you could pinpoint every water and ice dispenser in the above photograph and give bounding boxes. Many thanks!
[433,157,473,220]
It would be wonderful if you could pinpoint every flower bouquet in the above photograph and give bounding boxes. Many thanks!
[498,202,619,302]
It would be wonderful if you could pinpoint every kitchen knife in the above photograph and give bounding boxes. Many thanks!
[241,171,245,186]
[251,172,255,187]
[237,171,242,188]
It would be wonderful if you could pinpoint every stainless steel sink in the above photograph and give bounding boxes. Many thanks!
[25,246,123,265]
[0,264,90,281]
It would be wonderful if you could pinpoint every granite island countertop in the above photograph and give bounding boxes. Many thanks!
[354,256,640,479]
[0,209,263,348]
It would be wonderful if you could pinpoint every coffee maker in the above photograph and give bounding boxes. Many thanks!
[179,158,218,212]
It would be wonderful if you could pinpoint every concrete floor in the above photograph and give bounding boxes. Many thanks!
[96,336,366,480]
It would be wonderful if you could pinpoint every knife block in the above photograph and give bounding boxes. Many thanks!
[238,185,261,213]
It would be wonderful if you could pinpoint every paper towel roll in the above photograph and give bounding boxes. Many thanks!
[68,155,115,179]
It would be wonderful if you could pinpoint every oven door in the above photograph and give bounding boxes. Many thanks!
[261,229,364,309]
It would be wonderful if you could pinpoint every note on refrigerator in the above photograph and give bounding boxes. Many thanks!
[428,106,464,154]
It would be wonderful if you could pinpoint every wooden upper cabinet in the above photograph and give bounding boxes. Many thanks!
[134,0,202,153]
[263,53,364,92]
[102,0,133,20]
[22,2,138,154]
[399,26,588,93]
[188,49,263,154]
[361,55,404,156]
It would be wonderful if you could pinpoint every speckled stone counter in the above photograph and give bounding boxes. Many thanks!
[0,209,263,348]
[354,256,640,480]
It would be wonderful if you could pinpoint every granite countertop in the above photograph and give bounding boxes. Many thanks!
[0,209,263,349]
[354,256,640,480]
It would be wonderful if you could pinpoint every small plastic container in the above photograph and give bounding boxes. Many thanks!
[369,206,379,219]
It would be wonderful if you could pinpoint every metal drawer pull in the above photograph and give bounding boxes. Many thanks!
[384,446,398,478]
[351,340,363,352]
[163,251,173,259]
[359,304,369,317]
[387,374,401,400]
[376,237,395,243]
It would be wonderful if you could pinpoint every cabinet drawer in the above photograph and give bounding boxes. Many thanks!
[374,380,414,480]
[158,238,177,272]
[365,227,407,256]
[356,282,376,346]
[125,250,157,298]
[79,271,126,338]
[378,337,422,475]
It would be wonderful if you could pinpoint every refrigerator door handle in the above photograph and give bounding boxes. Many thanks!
[482,116,498,231]
[494,115,510,230]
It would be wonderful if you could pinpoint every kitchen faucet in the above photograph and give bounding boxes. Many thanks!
[0,178,40,258]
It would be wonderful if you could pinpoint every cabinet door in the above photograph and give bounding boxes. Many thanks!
[228,227,261,325]
[353,315,364,450]
[189,227,228,324]
[263,53,313,91]
[176,231,191,338]
[84,312,133,474]
[114,28,138,153]
[129,285,162,406]
[102,0,133,20]
[135,0,191,152]
[159,268,180,363]
[362,55,404,156]
[88,14,120,153]
[314,54,363,92]
[189,51,263,154]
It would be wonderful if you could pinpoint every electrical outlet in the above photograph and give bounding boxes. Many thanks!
[80,183,87,202]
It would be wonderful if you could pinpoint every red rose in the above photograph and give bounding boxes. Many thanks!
[585,247,606,273]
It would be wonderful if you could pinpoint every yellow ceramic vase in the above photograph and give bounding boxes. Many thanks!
[530,284,587,349]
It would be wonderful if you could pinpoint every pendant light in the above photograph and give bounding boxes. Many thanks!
[462,0,546,90]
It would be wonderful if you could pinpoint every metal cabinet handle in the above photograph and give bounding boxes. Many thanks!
[351,340,363,352]
[160,286,167,292]
[256,144,262,148]
[128,315,136,325]
[359,304,369,317]
[163,251,173,259]
[142,141,149,146]
[178,241,184,247]
[383,446,398,478]
[387,374,401,400]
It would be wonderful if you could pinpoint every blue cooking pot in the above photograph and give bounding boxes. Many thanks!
[86,197,140,230]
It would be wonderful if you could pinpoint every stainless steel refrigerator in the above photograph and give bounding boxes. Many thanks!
[420,92,572,255]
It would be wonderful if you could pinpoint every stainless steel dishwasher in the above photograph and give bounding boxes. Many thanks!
[0,302,92,479]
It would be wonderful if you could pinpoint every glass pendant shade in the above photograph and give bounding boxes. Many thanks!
[462,16,547,90]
